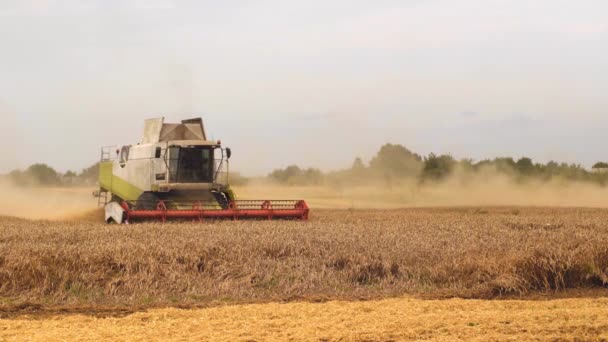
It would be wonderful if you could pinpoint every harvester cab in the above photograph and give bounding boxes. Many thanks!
[96,117,309,223]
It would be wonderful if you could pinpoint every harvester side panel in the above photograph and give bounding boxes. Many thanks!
[99,161,113,192]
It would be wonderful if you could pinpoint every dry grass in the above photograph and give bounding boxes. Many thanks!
[2,297,608,341]
[0,207,607,311]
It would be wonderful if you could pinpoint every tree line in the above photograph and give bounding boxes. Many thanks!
[4,144,608,188]
[2,161,251,187]
[3,163,98,187]
[268,143,608,186]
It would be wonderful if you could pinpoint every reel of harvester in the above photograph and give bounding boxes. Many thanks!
[112,199,309,223]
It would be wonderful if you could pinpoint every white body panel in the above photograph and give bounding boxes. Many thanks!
[111,143,166,191]
[105,202,126,224]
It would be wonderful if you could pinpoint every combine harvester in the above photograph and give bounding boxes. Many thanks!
[95,117,309,223]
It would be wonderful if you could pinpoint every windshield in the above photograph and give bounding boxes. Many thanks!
[168,146,214,183]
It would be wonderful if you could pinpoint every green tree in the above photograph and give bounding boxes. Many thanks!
[78,163,99,185]
[369,144,423,178]
[459,158,474,173]
[268,165,323,185]
[63,170,77,186]
[422,153,456,181]
[8,169,26,186]
[300,168,323,185]
[515,157,534,176]
[592,162,608,169]
[352,157,365,171]
[26,164,60,185]
[269,165,302,183]
[491,157,517,174]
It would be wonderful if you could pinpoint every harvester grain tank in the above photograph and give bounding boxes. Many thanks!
[95,117,309,223]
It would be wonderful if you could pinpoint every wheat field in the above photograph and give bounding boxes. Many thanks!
[2,297,608,341]
[1,206,608,340]
[1,207,607,307]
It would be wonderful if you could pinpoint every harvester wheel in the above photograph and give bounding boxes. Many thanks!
[135,192,160,210]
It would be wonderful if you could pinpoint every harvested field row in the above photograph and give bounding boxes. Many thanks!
[0,208,607,310]
[2,297,608,341]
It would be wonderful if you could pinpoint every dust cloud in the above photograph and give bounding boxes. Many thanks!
[0,181,98,220]
[2,170,608,222]
[237,171,608,209]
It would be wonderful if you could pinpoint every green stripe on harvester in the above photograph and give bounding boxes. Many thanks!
[99,162,113,192]
[109,176,144,201]
[98,162,144,201]
[225,187,237,201]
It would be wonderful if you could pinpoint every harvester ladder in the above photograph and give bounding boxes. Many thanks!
[97,146,115,208]
[97,190,109,207]
[101,147,111,162]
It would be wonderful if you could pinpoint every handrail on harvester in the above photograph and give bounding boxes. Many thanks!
[120,200,309,223]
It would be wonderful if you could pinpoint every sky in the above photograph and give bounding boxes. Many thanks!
[0,0,607,176]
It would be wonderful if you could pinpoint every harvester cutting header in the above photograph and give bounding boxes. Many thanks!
[96,117,309,223]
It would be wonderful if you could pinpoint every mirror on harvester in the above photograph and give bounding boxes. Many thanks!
[226,148,232,159]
